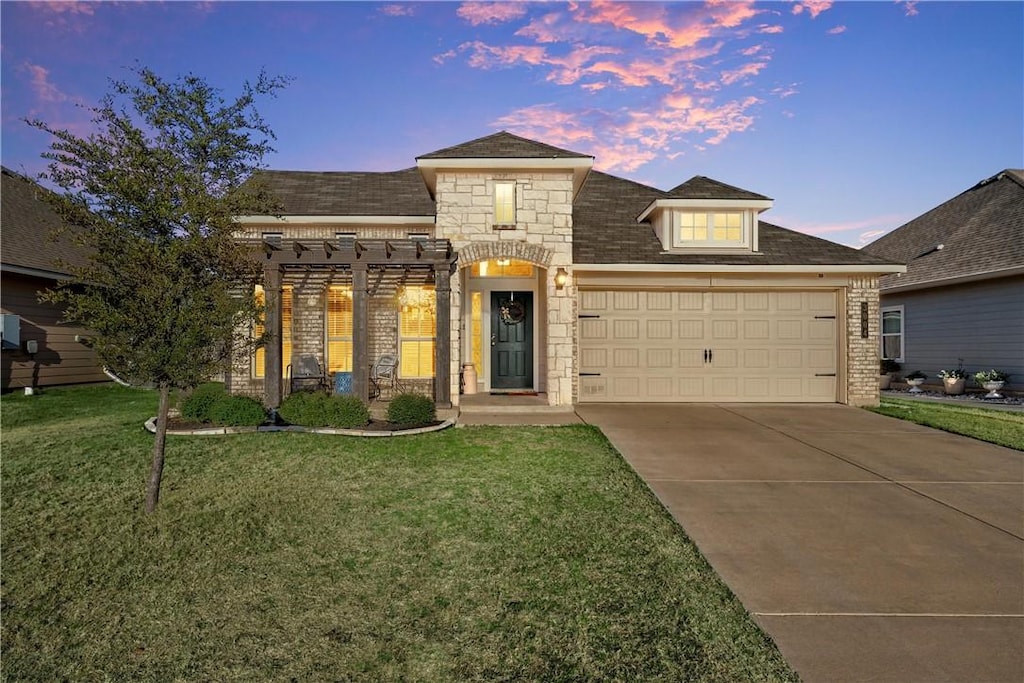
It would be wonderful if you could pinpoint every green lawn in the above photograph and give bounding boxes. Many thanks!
[869,397,1024,450]
[1,385,797,682]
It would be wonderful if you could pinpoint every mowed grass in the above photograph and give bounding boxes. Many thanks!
[1,385,798,682]
[870,397,1024,450]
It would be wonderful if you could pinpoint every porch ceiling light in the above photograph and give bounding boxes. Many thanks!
[554,267,568,290]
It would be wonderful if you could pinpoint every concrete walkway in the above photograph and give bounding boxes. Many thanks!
[575,403,1024,683]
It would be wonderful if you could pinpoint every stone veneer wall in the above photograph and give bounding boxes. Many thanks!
[846,276,880,407]
[433,171,576,406]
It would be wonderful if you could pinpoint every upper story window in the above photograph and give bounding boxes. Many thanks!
[676,211,746,247]
[494,182,515,225]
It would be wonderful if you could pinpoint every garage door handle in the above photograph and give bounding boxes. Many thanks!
[703,349,708,363]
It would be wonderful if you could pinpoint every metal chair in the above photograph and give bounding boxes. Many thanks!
[370,353,403,400]
[287,354,329,393]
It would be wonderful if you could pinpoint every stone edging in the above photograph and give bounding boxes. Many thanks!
[144,417,456,437]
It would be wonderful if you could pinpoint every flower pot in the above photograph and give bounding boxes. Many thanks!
[906,377,926,394]
[880,374,892,390]
[942,377,966,395]
[982,380,1005,399]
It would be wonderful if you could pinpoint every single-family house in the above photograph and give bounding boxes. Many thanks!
[863,169,1024,384]
[1,167,106,391]
[231,131,903,408]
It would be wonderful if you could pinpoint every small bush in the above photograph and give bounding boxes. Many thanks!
[387,392,436,426]
[208,395,266,427]
[180,382,226,422]
[279,392,369,429]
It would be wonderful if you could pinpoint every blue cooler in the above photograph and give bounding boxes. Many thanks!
[333,371,353,395]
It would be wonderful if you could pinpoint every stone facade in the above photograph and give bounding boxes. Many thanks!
[433,171,576,406]
[845,276,881,407]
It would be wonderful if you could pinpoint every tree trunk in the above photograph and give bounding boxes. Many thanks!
[145,383,171,514]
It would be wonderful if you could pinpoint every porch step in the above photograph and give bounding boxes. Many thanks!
[458,393,575,414]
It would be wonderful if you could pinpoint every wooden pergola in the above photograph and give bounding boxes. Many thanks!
[253,237,458,408]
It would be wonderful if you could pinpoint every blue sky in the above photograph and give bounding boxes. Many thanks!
[2,1,1021,247]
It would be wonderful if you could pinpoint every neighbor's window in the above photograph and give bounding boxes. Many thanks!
[253,284,292,378]
[494,182,515,225]
[327,286,353,373]
[881,306,904,362]
[676,211,745,246]
[399,285,435,378]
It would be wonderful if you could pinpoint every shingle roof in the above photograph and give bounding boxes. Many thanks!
[253,167,434,216]
[417,131,592,160]
[668,175,771,201]
[573,171,895,267]
[862,169,1024,289]
[1,167,90,276]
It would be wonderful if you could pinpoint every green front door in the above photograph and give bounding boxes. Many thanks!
[490,291,533,390]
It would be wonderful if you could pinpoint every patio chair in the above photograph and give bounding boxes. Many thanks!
[370,353,403,400]
[288,354,329,393]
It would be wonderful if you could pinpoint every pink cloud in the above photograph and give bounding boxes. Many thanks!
[576,0,760,50]
[791,1,833,19]
[758,24,784,34]
[827,25,847,35]
[28,1,95,16]
[897,1,920,17]
[456,2,528,26]
[720,60,769,86]
[19,61,70,104]
[771,84,800,99]
[379,5,414,17]
[740,44,766,56]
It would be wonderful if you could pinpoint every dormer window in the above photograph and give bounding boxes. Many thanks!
[677,211,746,247]
[494,182,515,226]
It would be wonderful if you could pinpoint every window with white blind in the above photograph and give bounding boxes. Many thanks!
[253,284,292,378]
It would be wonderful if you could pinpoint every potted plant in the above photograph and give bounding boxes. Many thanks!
[974,370,1009,399]
[937,360,968,395]
[880,359,901,390]
[905,370,926,394]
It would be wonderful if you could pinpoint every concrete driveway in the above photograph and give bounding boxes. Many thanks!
[575,404,1024,683]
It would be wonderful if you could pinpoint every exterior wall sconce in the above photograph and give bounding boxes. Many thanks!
[554,267,568,290]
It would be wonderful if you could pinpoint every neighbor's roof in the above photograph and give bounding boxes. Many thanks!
[253,167,435,216]
[863,169,1024,290]
[573,171,897,267]
[1,167,90,278]
[417,130,592,160]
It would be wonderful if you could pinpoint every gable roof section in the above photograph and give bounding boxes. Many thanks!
[574,170,896,268]
[668,175,771,201]
[417,130,592,160]
[252,167,434,216]
[863,169,1024,290]
[1,167,90,278]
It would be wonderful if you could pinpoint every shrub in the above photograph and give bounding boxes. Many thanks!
[387,392,436,426]
[279,392,369,429]
[905,370,926,380]
[975,369,1009,384]
[208,395,266,427]
[180,382,226,422]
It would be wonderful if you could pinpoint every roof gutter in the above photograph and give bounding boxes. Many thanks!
[574,263,906,274]
[234,215,436,225]
[880,265,1024,293]
[1,263,74,280]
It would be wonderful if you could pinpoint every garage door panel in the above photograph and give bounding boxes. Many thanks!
[578,290,838,403]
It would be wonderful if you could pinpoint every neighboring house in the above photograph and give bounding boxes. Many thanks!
[1,167,106,390]
[233,131,902,408]
[863,169,1024,384]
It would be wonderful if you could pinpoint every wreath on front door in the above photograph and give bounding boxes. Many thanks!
[499,299,526,325]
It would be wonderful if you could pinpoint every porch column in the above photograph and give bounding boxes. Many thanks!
[434,266,452,407]
[263,265,284,409]
[351,265,370,402]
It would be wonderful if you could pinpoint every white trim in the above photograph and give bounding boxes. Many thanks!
[881,304,904,363]
[880,266,1024,293]
[234,215,436,225]
[574,263,907,274]
[637,198,774,223]
[0,263,72,280]
[416,157,593,171]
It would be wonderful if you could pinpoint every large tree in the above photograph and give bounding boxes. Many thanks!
[31,66,288,513]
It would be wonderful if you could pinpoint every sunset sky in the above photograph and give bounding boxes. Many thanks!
[2,1,1021,247]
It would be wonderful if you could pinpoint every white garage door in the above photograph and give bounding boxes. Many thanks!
[579,290,838,402]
